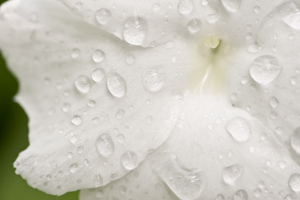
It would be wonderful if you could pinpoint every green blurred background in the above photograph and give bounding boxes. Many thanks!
[0,0,78,199]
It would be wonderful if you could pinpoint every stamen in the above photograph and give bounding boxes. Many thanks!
[204,34,219,49]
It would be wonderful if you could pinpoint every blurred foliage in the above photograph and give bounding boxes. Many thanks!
[0,0,78,199]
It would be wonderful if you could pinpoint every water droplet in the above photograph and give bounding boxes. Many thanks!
[146,116,153,124]
[69,163,79,173]
[143,66,166,92]
[221,0,241,12]
[222,164,244,184]
[70,135,78,144]
[91,68,105,82]
[284,194,295,200]
[291,76,297,85]
[123,17,147,46]
[96,133,115,157]
[249,55,281,84]
[71,115,82,126]
[115,109,125,120]
[226,117,251,142]
[71,48,81,59]
[93,174,103,187]
[67,152,73,158]
[87,99,96,107]
[92,49,105,63]
[291,127,300,154]
[95,8,111,25]
[187,18,201,33]
[107,73,127,98]
[253,6,260,14]
[253,189,261,197]
[278,161,286,169]
[120,186,127,195]
[289,173,300,192]
[117,134,125,143]
[233,190,248,200]
[121,151,138,170]
[77,146,84,153]
[62,103,70,113]
[84,159,89,166]
[75,75,91,93]
[152,3,161,11]
[269,97,278,108]
[178,0,194,15]
[240,76,249,84]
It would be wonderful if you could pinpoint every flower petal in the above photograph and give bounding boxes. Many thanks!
[0,0,190,195]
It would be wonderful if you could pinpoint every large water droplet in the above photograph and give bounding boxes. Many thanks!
[289,173,300,192]
[226,117,251,142]
[222,164,244,184]
[178,0,194,15]
[107,73,127,98]
[221,0,241,12]
[123,17,147,46]
[143,66,166,93]
[156,155,205,199]
[291,127,300,154]
[187,18,202,33]
[71,115,82,126]
[69,163,79,173]
[91,68,105,82]
[93,174,103,187]
[249,55,281,84]
[92,49,105,63]
[121,151,138,170]
[233,190,248,200]
[96,133,115,157]
[95,8,112,25]
[75,75,91,93]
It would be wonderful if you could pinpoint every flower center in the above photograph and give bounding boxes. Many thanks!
[189,33,233,94]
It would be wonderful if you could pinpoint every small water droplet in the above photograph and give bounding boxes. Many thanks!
[117,134,125,143]
[75,75,91,93]
[253,6,260,13]
[93,174,103,187]
[70,135,78,144]
[69,163,79,173]
[125,54,135,65]
[269,97,278,108]
[152,3,161,11]
[67,152,73,158]
[233,190,248,200]
[95,8,111,25]
[123,17,147,45]
[121,151,138,170]
[278,161,286,169]
[96,133,115,157]
[71,48,81,59]
[84,159,89,166]
[92,49,105,63]
[240,76,249,84]
[215,194,225,200]
[291,76,297,85]
[71,115,82,126]
[226,117,251,142]
[253,189,261,197]
[187,18,201,33]
[143,66,166,92]
[107,73,127,98]
[289,173,300,192]
[120,186,127,195]
[291,127,300,154]
[91,68,105,82]
[249,55,281,84]
[146,116,153,124]
[222,164,244,184]
[115,109,125,120]
[221,0,241,12]
[87,99,96,107]
[178,0,194,15]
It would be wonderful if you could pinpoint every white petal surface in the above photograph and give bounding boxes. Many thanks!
[0,0,191,195]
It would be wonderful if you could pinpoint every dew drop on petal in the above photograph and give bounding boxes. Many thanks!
[92,49,105,63]
[117,134,125,143]
[121,151,138,170]
[249,55,281,84]
[71,115,82,126]
[284,194,295,200]
[107,73,127,98]
[187,18,202,33]
[222,164,244,184]
[75,75,91,93]
[216,194,225,200]
[291,127,300,154]
[96,133,115,157]
[87,99,96,107]
[269,97,278,108]
[253,6,260,14]
[233,190,248,200]
[95,8,111,25]
[289,173,300,192]
[123,17,147,46]
[226,117,251,142]
[91,68,105,82]
[115,109,125,120]
[69,163,79,173]
[221,0,241,12]
[62,103,70,113]
[178,0,194,15]
[93,174,103,187]
[142,66,166,93]
[71,48,81,59]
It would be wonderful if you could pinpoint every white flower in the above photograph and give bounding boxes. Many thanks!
[1,0,300,199]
